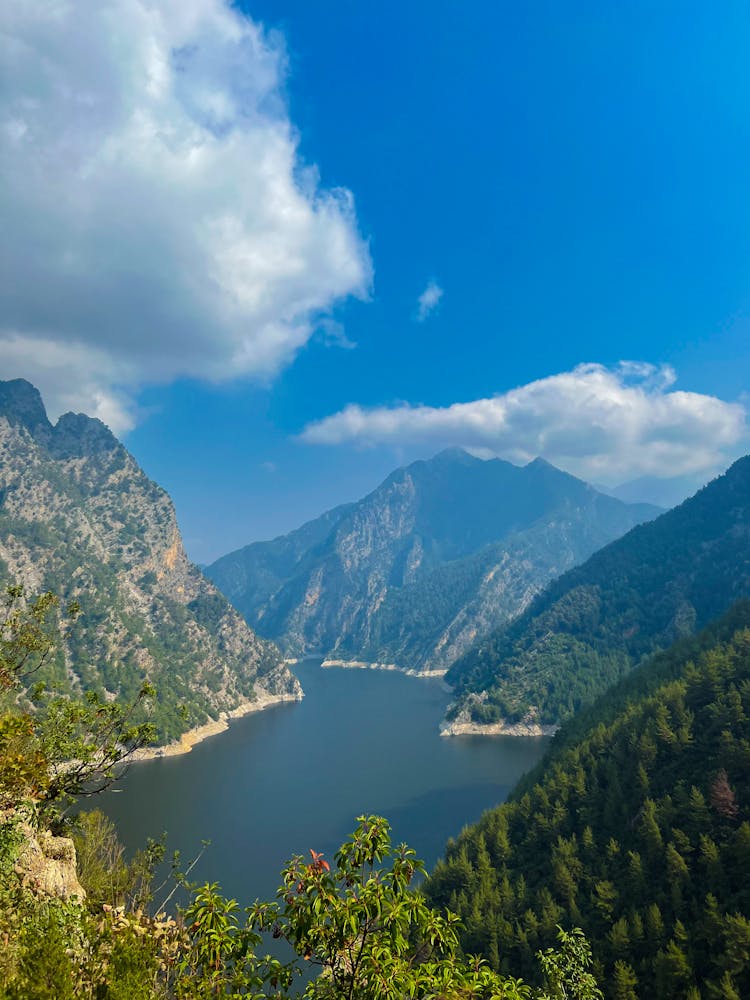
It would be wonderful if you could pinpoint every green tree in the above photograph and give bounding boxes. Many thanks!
[0,586,155,817]
[71,810,162,911]
[610,961,638,1000]
[271,814,531,999]
[536,927,603,1000]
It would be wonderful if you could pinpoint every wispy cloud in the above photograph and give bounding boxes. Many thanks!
[416,280,443,322]
[0,0,372,432]
[315,319,357,351]
[300,362,748,483]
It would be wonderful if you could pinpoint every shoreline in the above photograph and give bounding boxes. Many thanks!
[320,657,447,678]
[440,717,558,738]
[129,689,303,762]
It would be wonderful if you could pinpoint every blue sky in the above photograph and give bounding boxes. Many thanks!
[2,1,750,560]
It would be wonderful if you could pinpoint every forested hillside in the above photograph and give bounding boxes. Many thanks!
[0,380,300,741]
[208,449,658,673]
[427,604,750,999]
[447,455,750,725]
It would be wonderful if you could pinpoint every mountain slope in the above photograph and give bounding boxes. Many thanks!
[426,603,750,999]
[207,449,659,672]
[447,455,750,725]
[0,379,300,742]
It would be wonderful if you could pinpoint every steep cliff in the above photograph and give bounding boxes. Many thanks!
[208,449,660,673]
[0,379,301,742]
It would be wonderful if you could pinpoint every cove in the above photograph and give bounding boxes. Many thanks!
[99,661,549,905]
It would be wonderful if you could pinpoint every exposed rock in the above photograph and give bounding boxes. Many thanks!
[0,379,301,743]
[13,823,86,901]
[208,449,660,675]
[440,697,558,738]
[131,687,303,760]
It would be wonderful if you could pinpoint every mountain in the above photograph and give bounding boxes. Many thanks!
[0,379,300,742]
[598,472,710,510]
[206,449,659,673]
[426,603,750,999]
[447,455,750,726]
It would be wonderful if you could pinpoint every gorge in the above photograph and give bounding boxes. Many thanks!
[98,659,550,909]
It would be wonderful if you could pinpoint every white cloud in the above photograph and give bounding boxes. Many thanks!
[315,318,356,351]
[0,0,371,433]
[300,362,748,483]
[416,280,443,322]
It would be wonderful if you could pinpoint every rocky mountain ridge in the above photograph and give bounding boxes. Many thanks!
[0,379,301,743]
[207,449,660,674]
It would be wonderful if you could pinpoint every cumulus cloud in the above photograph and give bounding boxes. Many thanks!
[0,0,371,432]
[300,362,748,482]
[416,280,443,322]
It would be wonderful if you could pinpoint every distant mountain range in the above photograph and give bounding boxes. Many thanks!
[598,472,710,509]
[447,454,750,726]
[0,379,300,742]
[206,449,660,673]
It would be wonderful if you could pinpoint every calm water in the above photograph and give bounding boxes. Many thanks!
[99,661,548,905]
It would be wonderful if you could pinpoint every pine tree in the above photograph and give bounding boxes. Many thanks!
[610,960,639,1000]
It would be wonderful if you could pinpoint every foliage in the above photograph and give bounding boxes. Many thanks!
[447,454,750,724]
[0,585,71,691]
[271,814,535,999]
[426,607,750,998]
[167,816,602,1000]
[0,585,156,818]
[536,929,602,1000]
[174,882,294,999]
[0,808,604,1000]
[72,809,164,911]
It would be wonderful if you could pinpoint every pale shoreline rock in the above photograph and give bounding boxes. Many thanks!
[130,688,303,762]
[439,691,559,738]
[439,717,558,738]
[320,657,447,678]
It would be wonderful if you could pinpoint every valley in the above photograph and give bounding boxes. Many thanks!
[2,378,749,1000]
[3,6,748,995]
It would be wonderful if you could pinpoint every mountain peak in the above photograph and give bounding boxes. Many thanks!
[430,447,477,465]
[523,456,588,490]
[51,411,119,458]
[0,379,52,437]
[0,380,300,743]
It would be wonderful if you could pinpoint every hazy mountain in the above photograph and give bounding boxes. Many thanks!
[597,471,711,510]
[447,454,750,726]
[0,379,300,742]
[207,449,660,673]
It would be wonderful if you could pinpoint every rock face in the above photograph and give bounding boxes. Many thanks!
[207,449,660,673]
[13,822,85,901]
[0,379,301,742]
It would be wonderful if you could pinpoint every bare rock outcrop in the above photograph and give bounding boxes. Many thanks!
[13,823,86,901]
[0,378,301,744]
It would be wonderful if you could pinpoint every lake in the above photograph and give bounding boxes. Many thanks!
[99,660,549,907]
